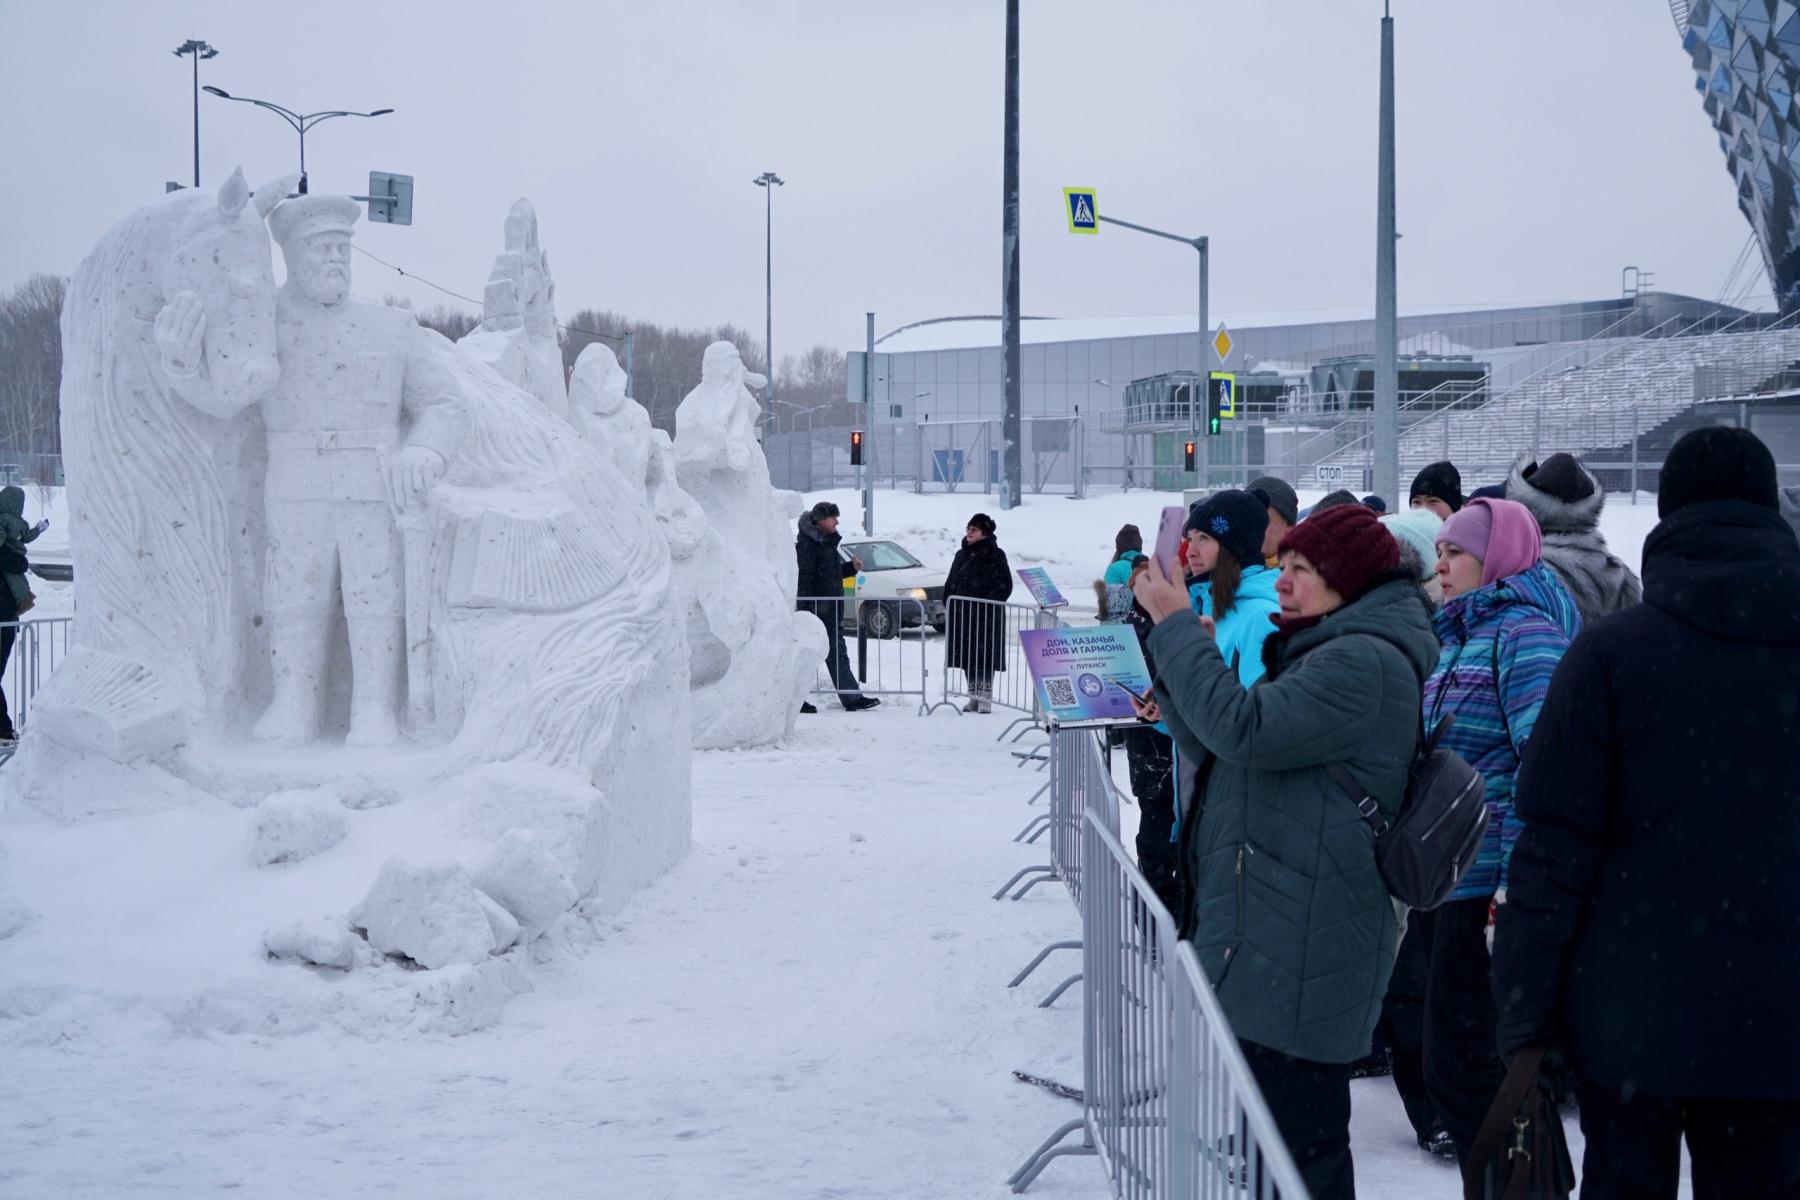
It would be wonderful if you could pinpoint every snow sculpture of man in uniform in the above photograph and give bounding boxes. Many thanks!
[155,194,466,746]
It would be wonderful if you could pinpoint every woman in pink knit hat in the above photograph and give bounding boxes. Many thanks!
[1417,496,1582,1166]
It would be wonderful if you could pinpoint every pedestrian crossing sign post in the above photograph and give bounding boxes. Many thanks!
[1208,371,1236,435]
[1063,187,1098,234]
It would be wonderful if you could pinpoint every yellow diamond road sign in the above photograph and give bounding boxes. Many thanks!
[1212,324,1234,363]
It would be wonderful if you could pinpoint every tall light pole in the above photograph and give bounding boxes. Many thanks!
[1000,0,1022,510]
[172,39,218,189]
[202,86,394,195]
[1373,1,1400,504]
[753,171,784,437]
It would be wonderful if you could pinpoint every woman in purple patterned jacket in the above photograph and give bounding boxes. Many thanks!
[1417,497,1581,1167]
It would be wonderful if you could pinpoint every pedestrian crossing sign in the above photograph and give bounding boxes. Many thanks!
[1063,188,1098,234]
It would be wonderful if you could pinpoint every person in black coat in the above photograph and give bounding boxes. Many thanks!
[0,571,17,742]
[942,512,1013,713]
[1492,427,1800,1198]
[795,501,878,712]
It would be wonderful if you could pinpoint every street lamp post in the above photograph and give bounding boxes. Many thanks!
[172,39,219,189]
[753,171,784,438]
[202,86,394,195]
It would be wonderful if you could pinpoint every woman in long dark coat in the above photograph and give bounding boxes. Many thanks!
[942,512,1013,712]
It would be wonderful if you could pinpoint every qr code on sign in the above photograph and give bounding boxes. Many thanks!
[1044,676,1078,708]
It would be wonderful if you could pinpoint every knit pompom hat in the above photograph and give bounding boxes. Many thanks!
[1184,489,1269,571]
[1277,503,1401,601]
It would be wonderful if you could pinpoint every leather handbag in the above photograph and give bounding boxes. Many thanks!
[1462,1045,1576,1200]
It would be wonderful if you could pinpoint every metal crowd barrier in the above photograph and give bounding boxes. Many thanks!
[796,595,932,713]
[0,616,72,745]
[1001,725,1119,1007]
[1006,737,1309,1198]
[931,596,1060,730]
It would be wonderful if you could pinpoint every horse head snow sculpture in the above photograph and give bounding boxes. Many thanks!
[155,169,290,413]
[49,167,294,750]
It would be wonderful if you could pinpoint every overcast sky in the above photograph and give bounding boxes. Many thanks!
[0,1,1757,356]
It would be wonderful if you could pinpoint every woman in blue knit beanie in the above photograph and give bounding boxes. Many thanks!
[1182,490,1280,687]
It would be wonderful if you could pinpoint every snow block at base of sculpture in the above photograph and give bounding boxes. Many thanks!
[246,789,349,867]
[350,859,499,970]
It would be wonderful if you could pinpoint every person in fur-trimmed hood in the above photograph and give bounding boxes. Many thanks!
[1504,451,1641,623]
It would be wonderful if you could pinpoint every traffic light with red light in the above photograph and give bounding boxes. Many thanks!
[1183,440,1196,472]
[850,429,864,466]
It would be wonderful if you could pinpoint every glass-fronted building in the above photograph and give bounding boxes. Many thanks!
[849,293,1741,423]
[1678,0,1800,310]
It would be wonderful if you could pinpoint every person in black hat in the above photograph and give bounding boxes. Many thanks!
[1504,451,1641,624]
[1248,476,1300,567]
[1493,427,1800,1198]
[795,501,880,712]
[1409,461,1464,520]
[942,512,1013,713]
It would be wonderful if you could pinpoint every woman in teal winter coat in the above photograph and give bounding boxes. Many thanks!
[1182,490,1281,687]
[1133,503,1438,1200]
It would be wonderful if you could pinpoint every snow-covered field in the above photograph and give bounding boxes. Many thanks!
[1,484,1681,1198]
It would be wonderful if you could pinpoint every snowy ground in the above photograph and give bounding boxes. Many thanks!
[2,485,1682,1197]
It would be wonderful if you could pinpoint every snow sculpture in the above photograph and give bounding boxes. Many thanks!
[9,173,692,1029]
[673,341,826,747]
[570,342,650,487]
[457,199,568,420]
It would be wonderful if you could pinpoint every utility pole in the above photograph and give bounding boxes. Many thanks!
[1373,2,1400,504]
[172,39,218,189]
[754,171,784,438]
[864,312,876,535]
[1000,0,1022,510]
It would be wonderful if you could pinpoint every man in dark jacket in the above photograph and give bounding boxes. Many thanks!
[0,571,17,743]
[1505,451,1642,623]
[795,502,878,712]
[1493,427,1800,1197]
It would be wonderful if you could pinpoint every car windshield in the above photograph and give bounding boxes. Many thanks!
[843,541,921,571]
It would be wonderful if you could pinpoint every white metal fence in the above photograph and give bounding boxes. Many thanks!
[932,596,1060,722]
[1003,724,1309,1199]
[797,595,933,711]
[0,617,71,746]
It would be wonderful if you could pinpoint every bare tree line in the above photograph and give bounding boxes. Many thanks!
[0,278,849,477]
[0,274,66,477]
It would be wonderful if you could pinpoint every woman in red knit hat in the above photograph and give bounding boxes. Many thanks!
[1132,502,1439,1199]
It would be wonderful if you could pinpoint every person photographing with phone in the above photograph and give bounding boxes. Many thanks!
[1130,502,1438,1200]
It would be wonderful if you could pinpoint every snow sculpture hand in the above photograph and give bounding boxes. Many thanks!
[154,291,207,376]
[386,445,447,514]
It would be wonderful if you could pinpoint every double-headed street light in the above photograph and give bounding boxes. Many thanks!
[753,171,784,436]
[202,86,394,194]
[172,39,219,189]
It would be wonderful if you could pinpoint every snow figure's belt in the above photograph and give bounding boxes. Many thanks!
[266,429,397,451]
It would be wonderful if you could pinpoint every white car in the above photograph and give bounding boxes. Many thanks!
[837,539,948,639]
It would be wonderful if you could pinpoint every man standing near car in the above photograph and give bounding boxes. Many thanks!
[795,501,879,713]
